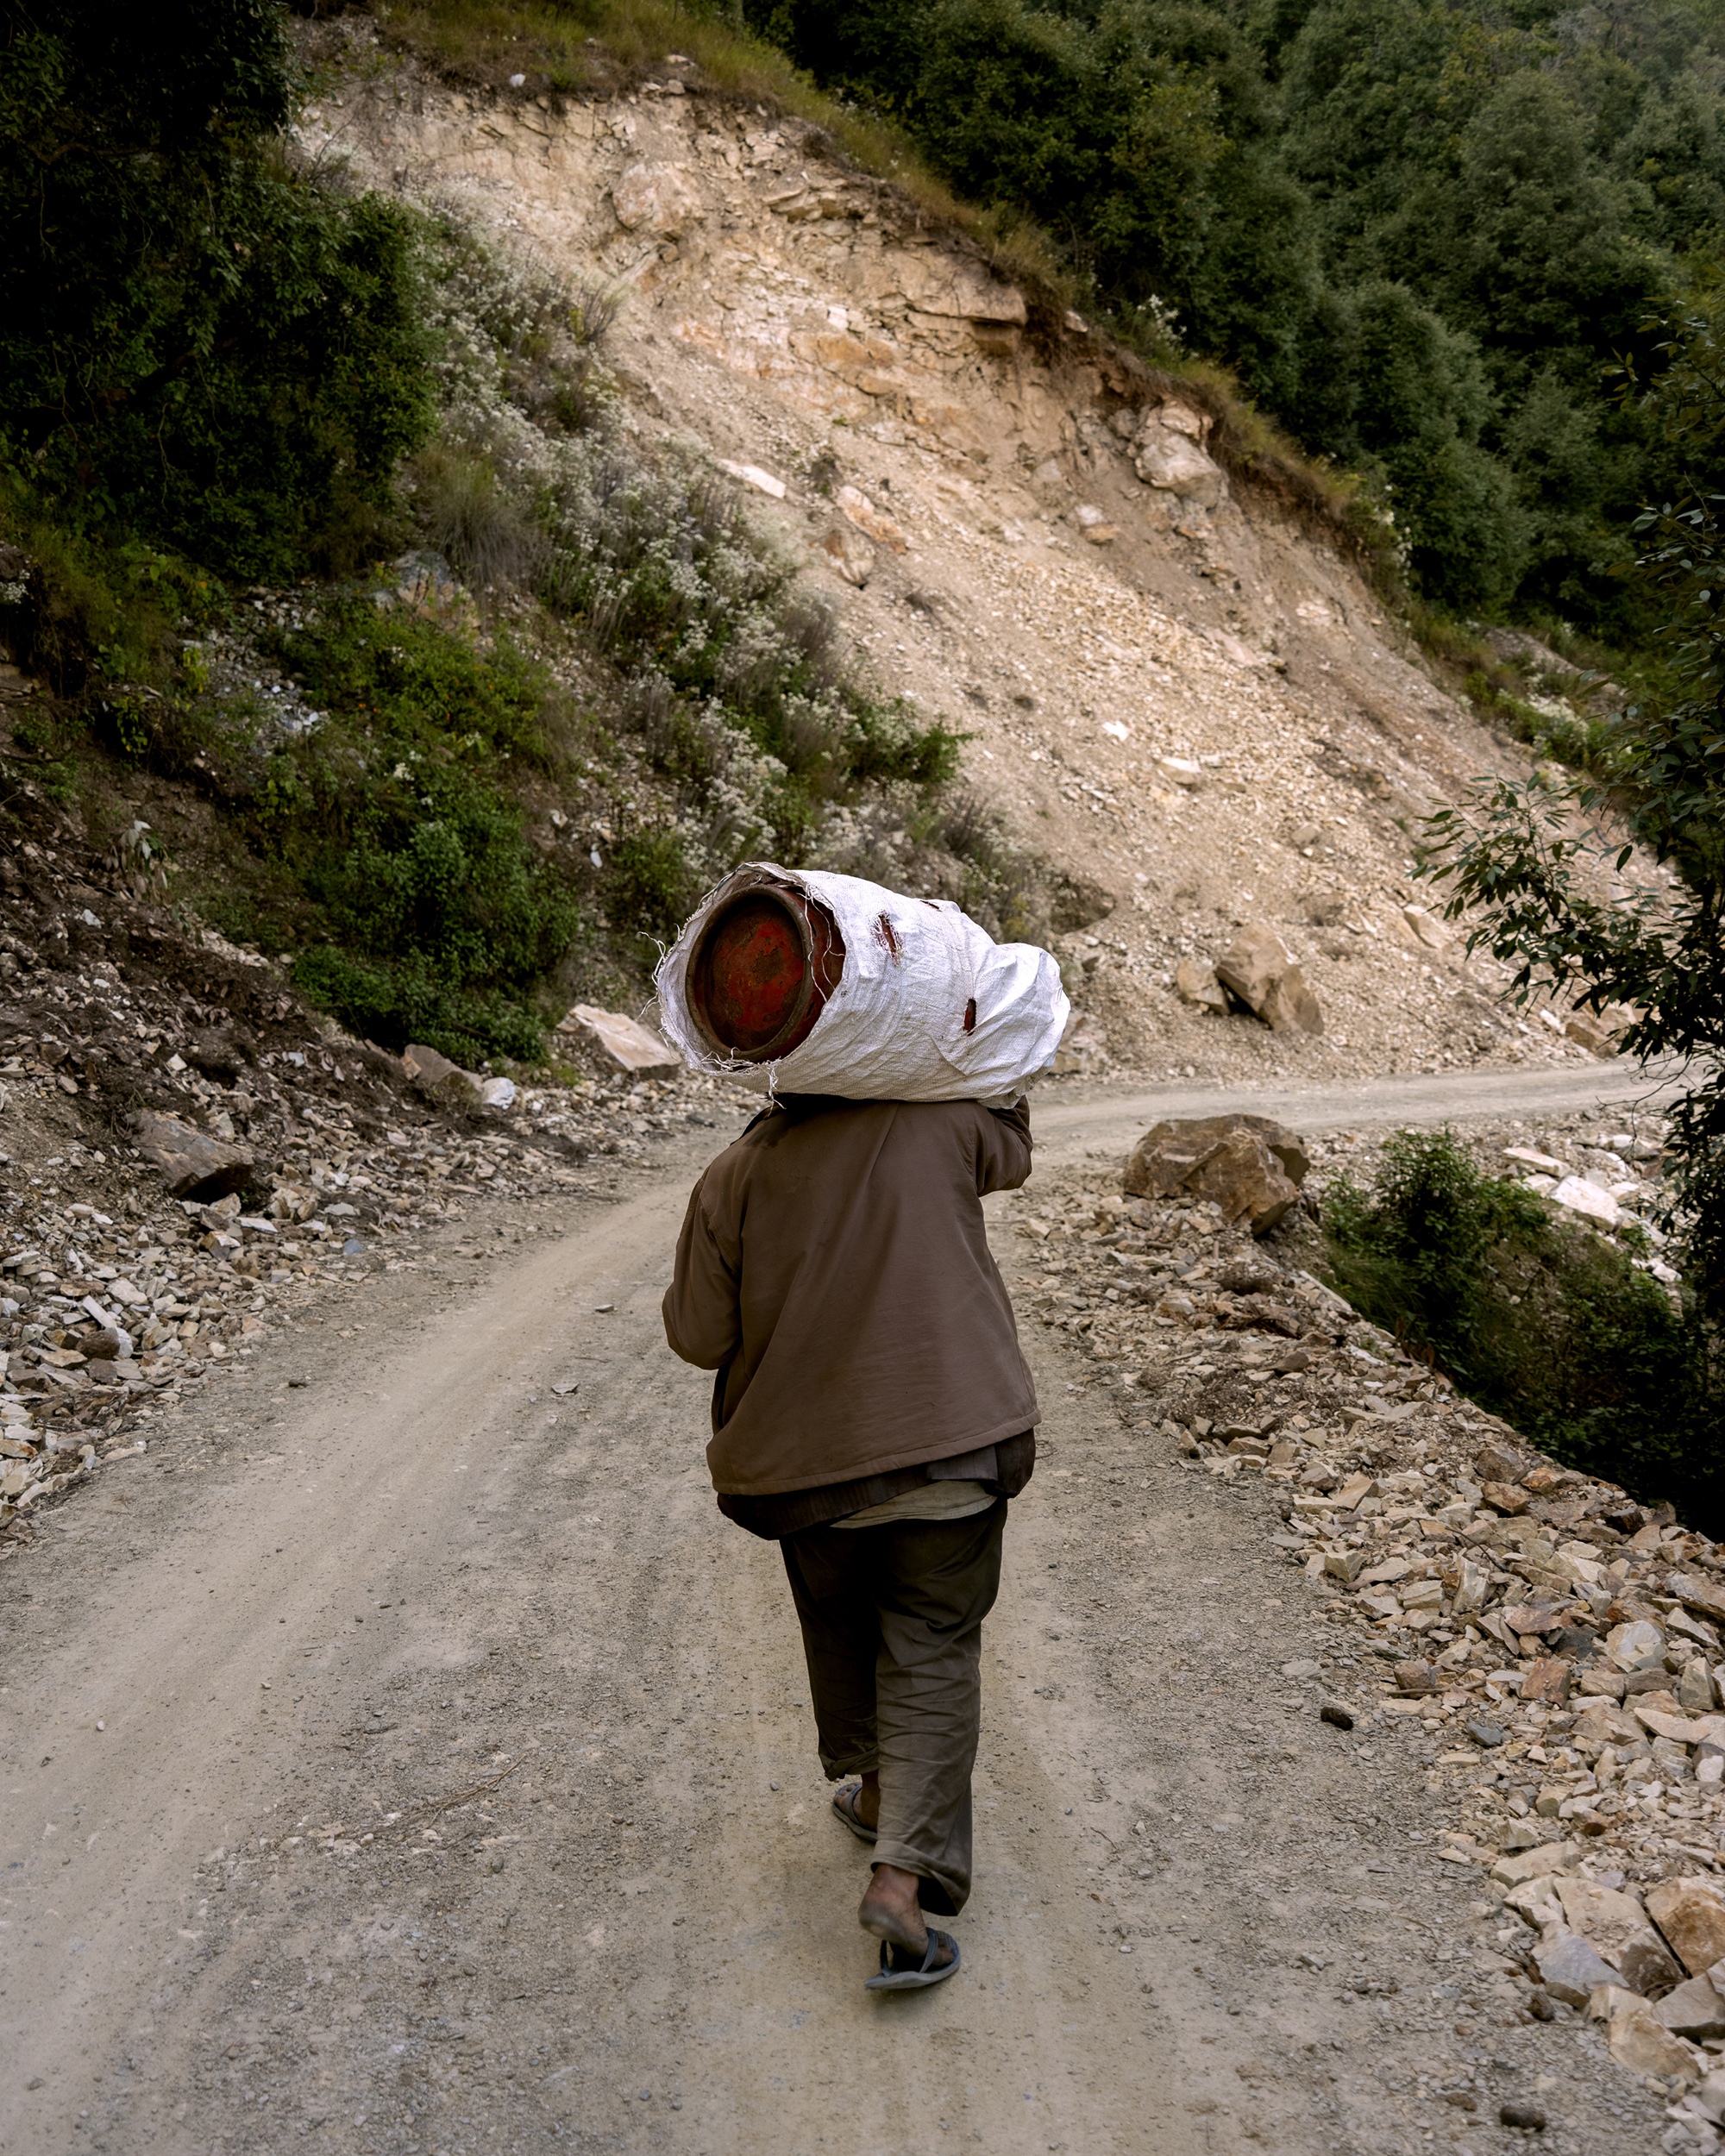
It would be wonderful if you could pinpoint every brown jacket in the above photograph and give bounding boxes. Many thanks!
[662,1095,1039,1498]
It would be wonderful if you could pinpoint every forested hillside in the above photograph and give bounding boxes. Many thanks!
[745,0,1725,630]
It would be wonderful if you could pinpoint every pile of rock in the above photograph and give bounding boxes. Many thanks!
[1502,1131,1672,1239]
[1,969,721,1534]
[1174,922,1324,1036]
[1002,1112,1725,2131]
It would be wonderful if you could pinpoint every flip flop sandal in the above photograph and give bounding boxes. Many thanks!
[831,1783,878,1843]
[864,1929,962,1993]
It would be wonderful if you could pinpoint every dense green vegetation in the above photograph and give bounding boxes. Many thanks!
[0,1,434,578]
[1426,279,1725,1322]
[1322,1131,1722,1527]
[0,2,975,1067]
[745,0,1725,629]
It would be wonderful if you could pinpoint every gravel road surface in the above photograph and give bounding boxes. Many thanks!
[1,1093,1672,2154]
[1032,1059,1693,1165]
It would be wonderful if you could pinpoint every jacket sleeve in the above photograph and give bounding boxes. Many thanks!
[976,1095,1032,1194]
[662,1175,742,1370]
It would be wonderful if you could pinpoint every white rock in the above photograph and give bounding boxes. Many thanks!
[558,1004,680,1077]
[718,460,786,499]
[1551,1175,1621,1225]
[1132,425,1226,509]
[1155,401,1209,440]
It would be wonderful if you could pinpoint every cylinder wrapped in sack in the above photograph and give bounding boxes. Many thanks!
[654,862,1069,1103]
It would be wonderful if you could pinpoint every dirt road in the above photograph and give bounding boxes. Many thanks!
[2,1098,1668,2154]
[1032,1058,1692,1165]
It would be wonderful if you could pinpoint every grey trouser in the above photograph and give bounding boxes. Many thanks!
[779,1500,1006,1916]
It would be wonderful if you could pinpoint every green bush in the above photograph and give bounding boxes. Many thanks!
[276,600,553,768]
[1321,1130,1722,1528]
[292,946,551,1070]
[238,602,581,1065]
[602,823,699,940]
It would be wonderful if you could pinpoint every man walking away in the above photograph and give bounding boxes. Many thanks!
[662,1092,1039,1990]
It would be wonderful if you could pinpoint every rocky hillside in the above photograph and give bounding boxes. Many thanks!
[313,22,1659,1087]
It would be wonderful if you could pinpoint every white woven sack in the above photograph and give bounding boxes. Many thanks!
[654,862,1069,1103]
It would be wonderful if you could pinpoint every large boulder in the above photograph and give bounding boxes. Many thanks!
[1132,412,1226,509]
[1659,1971,1725,2039]
[1648,1878,1725,1979]
[1123,1112,1311,1238]
[402,1043,483,1105]
[1534,1931,1627,2010]
[126,1110,254,1203]
[1553,1875,1684,1997]
[1174,957,1228,1014]
[558,1004,680,1078]
[1215,924,1324,1034]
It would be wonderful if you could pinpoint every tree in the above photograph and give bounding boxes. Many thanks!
[1349,279,1523,609]
[1423,281,1725,1319]
[0,0,433,576]
[742,0,1725,631]
[1438,72,1659,402]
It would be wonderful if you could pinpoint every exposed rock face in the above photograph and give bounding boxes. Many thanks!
[612,160,701,236]
[324,67,1679,1091]
[1123,1112,1311,1238]
[895,253,1027,324]
[1215,924,1324,1035]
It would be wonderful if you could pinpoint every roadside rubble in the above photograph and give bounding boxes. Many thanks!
[0,1037,730,1539]
[0,808,725,1540]
[999,1100,1725,2146]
